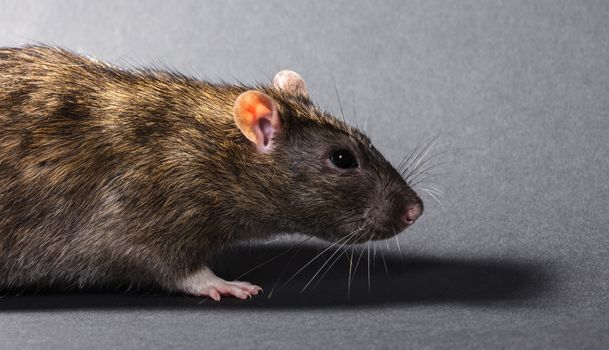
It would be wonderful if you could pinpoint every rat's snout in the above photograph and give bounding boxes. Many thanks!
[402,202,423,226]
[365,185,424,239]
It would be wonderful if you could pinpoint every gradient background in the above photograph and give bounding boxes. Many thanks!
[1,1,608,349]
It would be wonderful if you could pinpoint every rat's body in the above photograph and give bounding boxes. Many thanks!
[0,46,422,300]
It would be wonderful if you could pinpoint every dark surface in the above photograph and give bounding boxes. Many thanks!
[0,244,554,309]
[1,1,608,349]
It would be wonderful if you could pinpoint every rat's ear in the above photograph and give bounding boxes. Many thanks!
[273,70,308,97]
[233,90,281,153]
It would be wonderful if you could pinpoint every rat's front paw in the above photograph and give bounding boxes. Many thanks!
[200,280,262,301]
[176,266,262,301]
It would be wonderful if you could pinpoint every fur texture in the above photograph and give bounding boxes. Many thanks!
[0,46,422,292]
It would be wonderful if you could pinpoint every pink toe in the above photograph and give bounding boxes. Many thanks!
[208,289,221,301]
[235,290,249,299]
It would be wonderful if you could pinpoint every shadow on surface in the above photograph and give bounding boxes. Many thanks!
[0,243,554,310]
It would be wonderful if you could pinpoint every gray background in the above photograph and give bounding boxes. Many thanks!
[1,0,608,349]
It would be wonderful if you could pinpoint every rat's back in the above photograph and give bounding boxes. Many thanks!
[0,46,240,291]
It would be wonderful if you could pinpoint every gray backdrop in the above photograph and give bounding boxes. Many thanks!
[1,1,608,349]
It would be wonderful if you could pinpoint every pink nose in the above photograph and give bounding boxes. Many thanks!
[403,204,422,225]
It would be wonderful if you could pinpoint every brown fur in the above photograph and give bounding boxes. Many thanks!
[0,45,421,292]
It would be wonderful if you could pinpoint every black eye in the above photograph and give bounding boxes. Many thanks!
[330,149,358,169]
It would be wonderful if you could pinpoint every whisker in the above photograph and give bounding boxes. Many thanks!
[264,237,281,244]
[406,154,449,184]
[419,186,443,197]
[396,140,426,175]
[379,244,389,275]
[373,242,377,269]
[404,148,448,180]
[234,236,312,280]
[381,173,392,195]
[421,189,447,211]
[352,91,365,132]
[367,238,371,294]
[350,241,368,287]
[393,230,408,277]
[403,136,442,180]
[309,246,352,292]
[409,164,447,187]
[398,131,438,171]
[277,229,356,292]
[300,229,363,293]
[425,184,444,195]
[267,240,308,298]
[331,70,346,123]
[411,175,449,191]
[399,135,438,176]
[348,245,355,299]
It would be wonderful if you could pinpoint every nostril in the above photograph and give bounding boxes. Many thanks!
[403,204,422,225]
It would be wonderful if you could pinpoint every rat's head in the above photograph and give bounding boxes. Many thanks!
[232,71,423,243]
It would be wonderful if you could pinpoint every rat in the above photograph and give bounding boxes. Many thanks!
[0,45,423,301]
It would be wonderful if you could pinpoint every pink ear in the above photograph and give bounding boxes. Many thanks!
[233,90,281,153]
